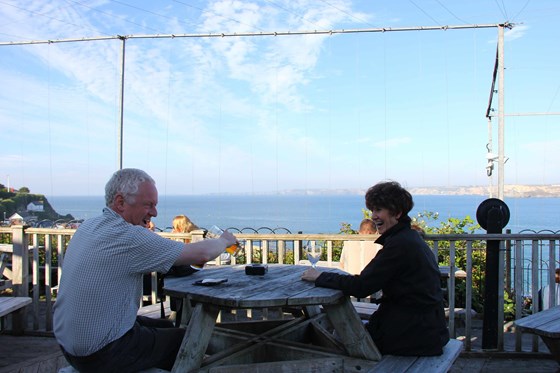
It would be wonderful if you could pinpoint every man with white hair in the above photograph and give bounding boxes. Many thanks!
[54,168,237,372]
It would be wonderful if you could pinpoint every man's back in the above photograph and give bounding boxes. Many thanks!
[54,208,182,356]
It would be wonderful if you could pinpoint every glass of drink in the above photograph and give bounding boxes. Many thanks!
[206,225,244,257]
[305,241,321,268]
[191,225,243,271]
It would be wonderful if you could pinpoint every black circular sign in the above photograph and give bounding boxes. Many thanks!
[476,198,510,230]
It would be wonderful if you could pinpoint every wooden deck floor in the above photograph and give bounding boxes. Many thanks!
[0,334,66,373]
[0,303,558,373]
[1,331,558,373]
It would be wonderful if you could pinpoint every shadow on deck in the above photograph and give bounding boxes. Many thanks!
[0,302,558,373]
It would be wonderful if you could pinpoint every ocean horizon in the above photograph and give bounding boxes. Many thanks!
[48,194,560,234]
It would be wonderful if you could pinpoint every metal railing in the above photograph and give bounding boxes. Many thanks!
[2,225,560,353]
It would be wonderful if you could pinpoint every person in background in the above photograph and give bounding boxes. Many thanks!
[53,168,238,372]
[171,214,199,237]
[339,218,382,275]
[302,181,449,356]
[539,268,560,310]
[410,221,427,239]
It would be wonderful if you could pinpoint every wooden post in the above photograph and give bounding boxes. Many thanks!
[11,225,29,297]
[11,225,29,333]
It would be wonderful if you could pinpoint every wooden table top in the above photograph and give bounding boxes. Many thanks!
[515,305,560,338]
[164,264,345,309]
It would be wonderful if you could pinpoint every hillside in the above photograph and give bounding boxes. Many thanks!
[409,185,560,198]
[0,191,72,224]
[278,184,560,198]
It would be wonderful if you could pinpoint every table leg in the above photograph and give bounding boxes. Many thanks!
[303,305,322,318]
[322,297,382,361]
[178,296,192,328]
[541,336,560,364]
[171,302,220,372]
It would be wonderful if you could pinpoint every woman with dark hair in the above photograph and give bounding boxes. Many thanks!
[302,181,449,356]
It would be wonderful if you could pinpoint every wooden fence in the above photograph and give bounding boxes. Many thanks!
[2,225,560,353]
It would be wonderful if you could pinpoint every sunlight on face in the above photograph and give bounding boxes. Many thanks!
[370,207,401,234]
[121,181,158,227]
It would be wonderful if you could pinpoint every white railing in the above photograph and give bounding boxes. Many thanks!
[2,225,560,353]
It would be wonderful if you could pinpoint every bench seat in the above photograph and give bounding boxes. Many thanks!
[514,305,560,363]
[59,366,170,373]
[0,296,31,318]
[0,296,32,335]
[138,301,171,319]
[370,339,463,372]
[351,300,475,325]
[352,300,379,319]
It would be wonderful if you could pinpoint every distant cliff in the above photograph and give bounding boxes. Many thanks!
[409,185,560,198]
[276,184,560,198]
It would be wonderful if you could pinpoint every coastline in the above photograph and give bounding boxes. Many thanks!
[46,184,560,198]
[409,184,560,198]
[275,185,560,198]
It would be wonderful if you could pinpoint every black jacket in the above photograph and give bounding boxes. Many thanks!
[316,217,449,356]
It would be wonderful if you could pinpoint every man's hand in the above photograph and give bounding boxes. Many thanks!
[218,230,237,248]
[301,268,321,282]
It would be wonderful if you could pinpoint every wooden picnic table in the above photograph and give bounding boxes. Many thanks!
[514,305,560,363]
[163,264,381,372]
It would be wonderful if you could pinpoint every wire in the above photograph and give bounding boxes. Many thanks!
[162,40,174,226]
[435,0,469,24]
[317,0,378,28]
[67,0,161,33]
[0,0,113,39]
[511,0,532,22]
[409,0,441,26]
[264,0,324,30]
[172,0,266,33]
[47,45,54,197]
[493,0,509,20]
[108,0,199,29]
[383,33,387,180]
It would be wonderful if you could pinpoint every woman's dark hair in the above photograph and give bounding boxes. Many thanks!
[365,181,414,220]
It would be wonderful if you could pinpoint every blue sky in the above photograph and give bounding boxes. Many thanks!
[0,0,559,197]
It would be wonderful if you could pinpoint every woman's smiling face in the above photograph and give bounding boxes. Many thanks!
[370,207,401,234]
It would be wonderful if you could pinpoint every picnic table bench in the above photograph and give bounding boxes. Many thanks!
[514,304,560,363]
[205,339,463,373]
[0,296,32,335]
[370,339,463,372]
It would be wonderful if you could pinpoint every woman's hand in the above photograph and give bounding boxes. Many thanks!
[301,268,321,282]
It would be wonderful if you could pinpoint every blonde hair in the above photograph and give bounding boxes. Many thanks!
[172,215,198,233]
[359,218,377,234]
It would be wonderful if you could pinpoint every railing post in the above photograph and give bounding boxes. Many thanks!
[190,229,205,243]
[11,225,29,297]
[10,224,29,334]
[476,198,510,350]
[505,229,512,294]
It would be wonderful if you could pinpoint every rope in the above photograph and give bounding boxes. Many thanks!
[47,44,54,197]
[161,40,174,226]
[383,33,387,179]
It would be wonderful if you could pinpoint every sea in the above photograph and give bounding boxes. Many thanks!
[47,194,560,234]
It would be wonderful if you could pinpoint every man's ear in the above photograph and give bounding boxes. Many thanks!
[112,194,126,213]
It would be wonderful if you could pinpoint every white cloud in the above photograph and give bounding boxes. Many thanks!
[505,23,528,41]
[1,1,559,195]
